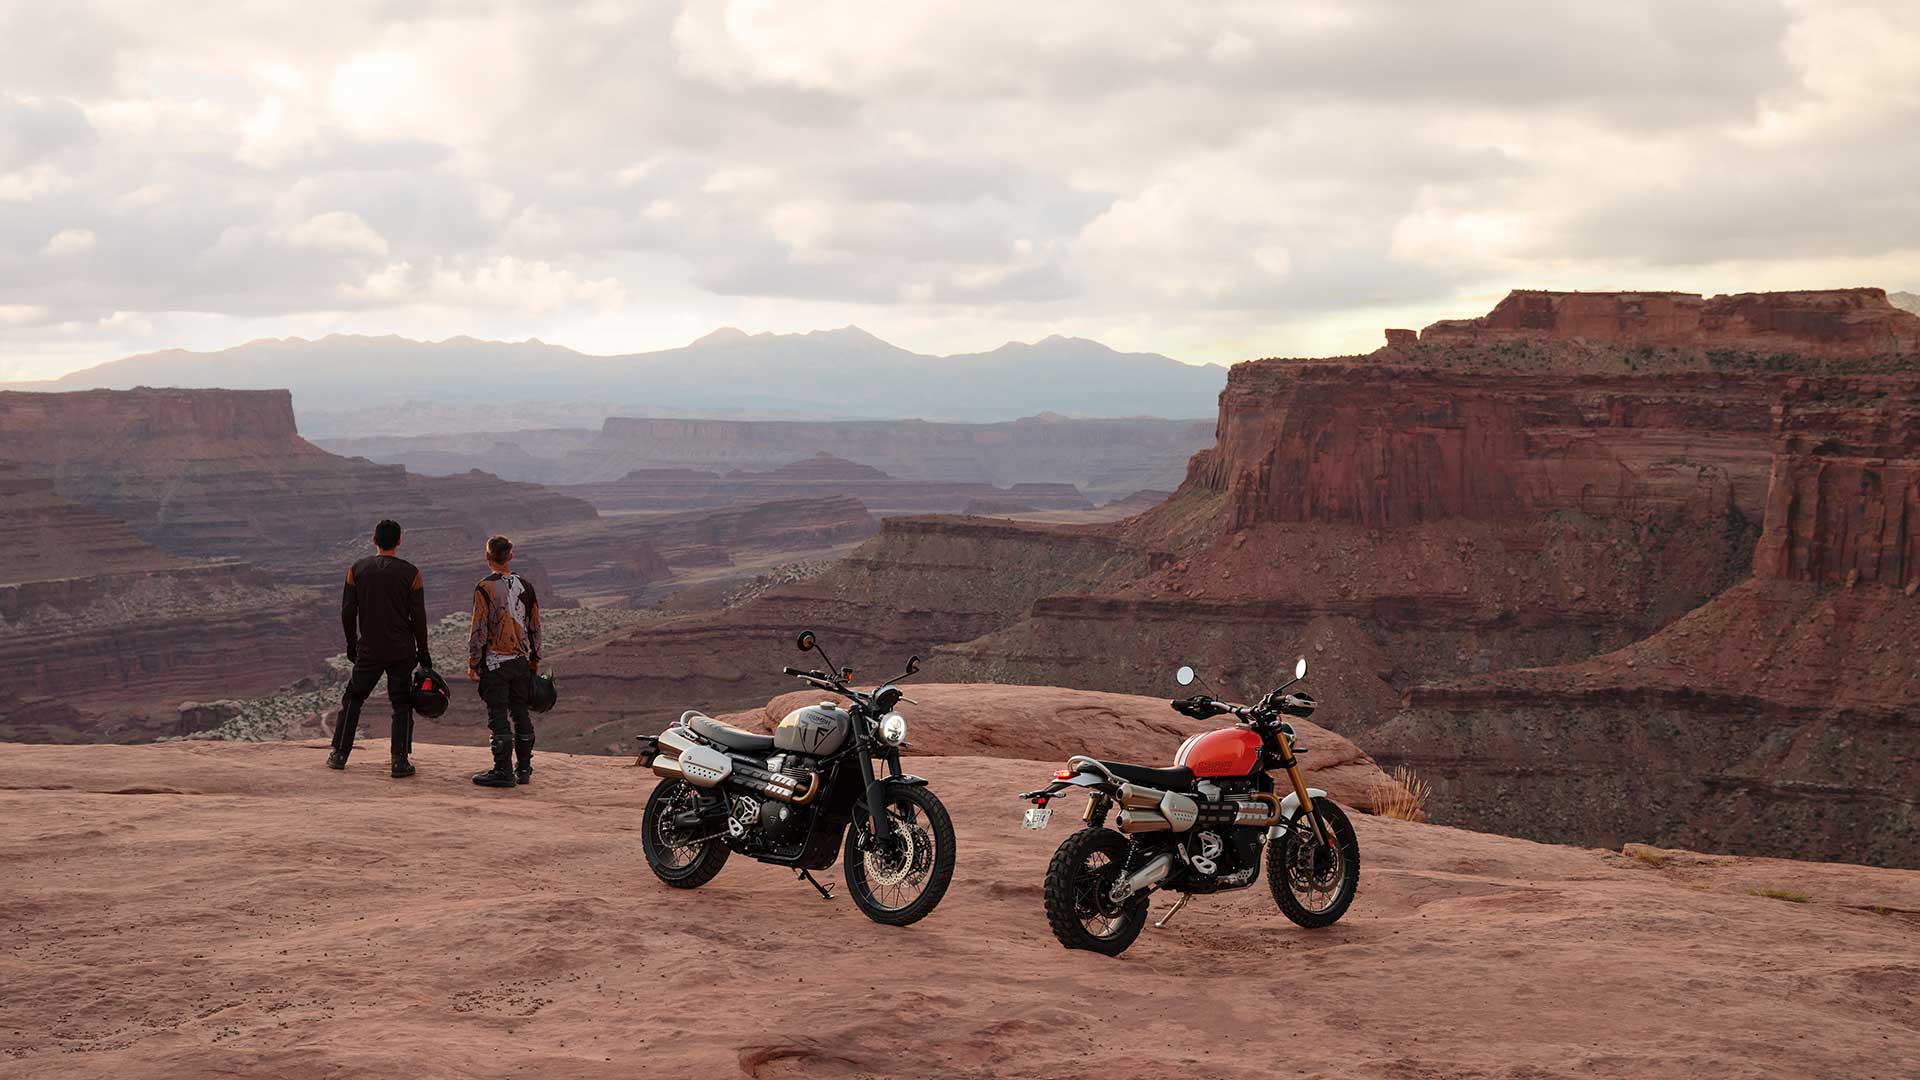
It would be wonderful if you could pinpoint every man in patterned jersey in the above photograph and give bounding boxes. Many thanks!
[331,518,432,777]
[467,534,542,788]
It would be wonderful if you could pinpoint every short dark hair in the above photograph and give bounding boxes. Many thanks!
[373,519,402,550]
[487,534,513,563]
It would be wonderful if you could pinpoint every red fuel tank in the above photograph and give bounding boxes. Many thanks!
[1174,727,1262,778]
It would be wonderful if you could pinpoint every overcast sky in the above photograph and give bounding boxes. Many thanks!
[1,0,1915,379]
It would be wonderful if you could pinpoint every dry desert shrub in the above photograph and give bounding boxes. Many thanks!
[1369,765,1431,822]
[1622,844,1672,867]
[1746,886,1811,903]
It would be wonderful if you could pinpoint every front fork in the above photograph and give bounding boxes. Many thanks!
[859,747,898,842]
[1277,738,1332,846]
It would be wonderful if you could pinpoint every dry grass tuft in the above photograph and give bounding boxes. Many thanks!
[1747,886,1811,903]
[1369,765,1431,822]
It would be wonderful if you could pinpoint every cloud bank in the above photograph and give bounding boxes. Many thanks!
[1,0,1915,378]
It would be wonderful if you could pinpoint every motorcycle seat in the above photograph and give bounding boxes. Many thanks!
[688,714,776,752]
[1091,759,1195,790]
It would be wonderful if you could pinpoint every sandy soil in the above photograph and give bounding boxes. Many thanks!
[3,741,1916,1079]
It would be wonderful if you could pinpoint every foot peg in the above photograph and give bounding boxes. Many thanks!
[798,869,835,901]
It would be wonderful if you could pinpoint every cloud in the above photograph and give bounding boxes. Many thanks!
[0,0,1914,380]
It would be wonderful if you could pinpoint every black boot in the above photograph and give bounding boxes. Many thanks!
[329,697,363,769]
[514,736,534,786]
[472,738,517,788]
[390,712,415,778]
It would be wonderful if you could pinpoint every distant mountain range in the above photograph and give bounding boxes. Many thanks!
[26,327,1227,434]
[1892,291,1920,317]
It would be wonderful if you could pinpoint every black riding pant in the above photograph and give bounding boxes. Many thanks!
[337,657,414,755]
[479,657,534,743]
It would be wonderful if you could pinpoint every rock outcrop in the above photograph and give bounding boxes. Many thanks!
[711,682,1401,811]
[1420,287,1920,357]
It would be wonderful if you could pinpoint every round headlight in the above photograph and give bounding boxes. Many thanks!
[878,712,908,746]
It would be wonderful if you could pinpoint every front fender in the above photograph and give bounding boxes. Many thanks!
[1266,788,1327,840]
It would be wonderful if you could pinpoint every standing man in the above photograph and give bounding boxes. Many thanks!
[468,534,541,788]
[332,518,432,777]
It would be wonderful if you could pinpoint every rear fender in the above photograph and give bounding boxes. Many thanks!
[1266,788,1327,840]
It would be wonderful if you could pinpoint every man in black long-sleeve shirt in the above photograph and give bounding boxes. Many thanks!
[331,519,432,777]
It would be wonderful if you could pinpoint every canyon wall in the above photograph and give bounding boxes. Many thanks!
[1751,377,1919,590]
[1187,366,1779,531]
[1369,374,1920,866]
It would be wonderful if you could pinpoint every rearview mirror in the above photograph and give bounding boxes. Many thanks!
[1295,657,1308,680]
[905,655,921,675]
[1175,665,1196,687]
[796,630,816,652]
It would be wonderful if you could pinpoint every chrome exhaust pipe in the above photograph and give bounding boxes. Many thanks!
[1117,808,1172,833]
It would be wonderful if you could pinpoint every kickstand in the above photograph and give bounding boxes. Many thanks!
[1154,893,1192,929]
[797,869,836,901]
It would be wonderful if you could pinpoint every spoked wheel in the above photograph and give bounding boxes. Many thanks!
[1268,798,1359,928]
[1043,828,1149,955]
[641,778,731,888]
[843,784,956,926]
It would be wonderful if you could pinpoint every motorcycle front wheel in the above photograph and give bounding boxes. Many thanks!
[1042,827,1149,955]
[842,784,956,926]
[1268,798,1359,928]
[641,778,731,888]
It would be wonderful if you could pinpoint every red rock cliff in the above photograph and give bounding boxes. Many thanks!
[1187,364,1779,530]
[1752,376,1920,589]
[1420,288,1920,356]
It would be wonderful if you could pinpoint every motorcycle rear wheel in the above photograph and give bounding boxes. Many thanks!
[1268,799,1359,928]
[1043,827,1149,955]
[642,778,731,888]
[842,784,956,926]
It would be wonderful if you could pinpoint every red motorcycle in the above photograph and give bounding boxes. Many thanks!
[1019,657,1359,954]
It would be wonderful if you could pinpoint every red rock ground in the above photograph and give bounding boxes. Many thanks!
[4,740,1916,1079]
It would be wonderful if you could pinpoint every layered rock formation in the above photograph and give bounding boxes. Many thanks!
[523,495,878,607]
[563,453,1092,516]
[1420,287,1920,357]
[0,465,338,740]
[322,414,1216,498]
[545,515,1146,750]
[1370,375,1920,866]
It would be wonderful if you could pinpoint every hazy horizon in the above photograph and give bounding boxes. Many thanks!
[3,1,1917,381]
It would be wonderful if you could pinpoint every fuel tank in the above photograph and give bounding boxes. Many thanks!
[1174,727,1262,778]
[775,702,850,757]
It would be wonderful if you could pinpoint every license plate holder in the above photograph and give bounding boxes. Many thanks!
[1022,807,1052,830]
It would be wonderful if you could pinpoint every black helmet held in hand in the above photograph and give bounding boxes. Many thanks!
[528,672,557,714]
[410,666,450,718]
